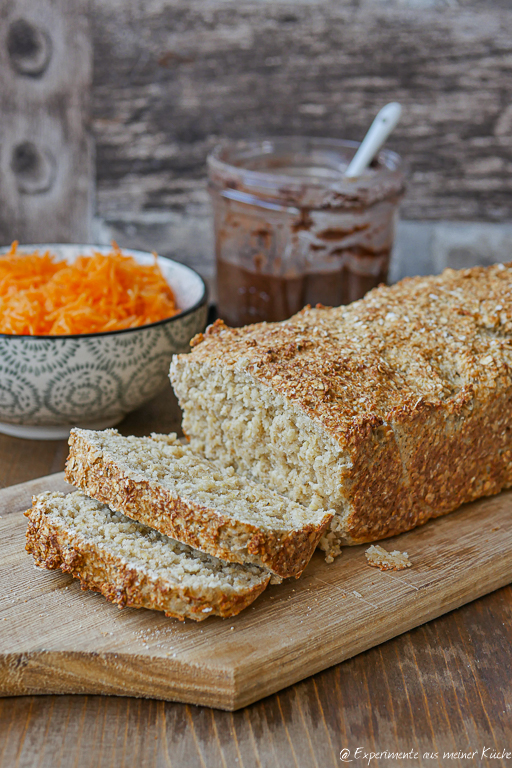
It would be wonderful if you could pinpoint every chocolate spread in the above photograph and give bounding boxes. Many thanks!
[208,137,404,327]
[217,251,390,327]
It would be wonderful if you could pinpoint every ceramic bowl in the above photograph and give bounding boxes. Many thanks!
[0,244,207,440]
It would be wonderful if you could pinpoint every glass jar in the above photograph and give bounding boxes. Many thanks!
[207,137,405,327]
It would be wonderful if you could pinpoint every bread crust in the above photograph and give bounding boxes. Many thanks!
[344,384,512,543]
[25,494,269,621]
[65,430,332,578]
[171,264,512,547]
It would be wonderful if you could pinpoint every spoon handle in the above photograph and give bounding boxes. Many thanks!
[344,102,402,179]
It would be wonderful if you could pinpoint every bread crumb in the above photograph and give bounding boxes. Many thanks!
[365,544,412,571]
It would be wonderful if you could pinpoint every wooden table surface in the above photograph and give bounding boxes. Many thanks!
[1,388,511,768]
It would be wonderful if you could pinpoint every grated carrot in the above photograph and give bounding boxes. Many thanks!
[0,242,181,335]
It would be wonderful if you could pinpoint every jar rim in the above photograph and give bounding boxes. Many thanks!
[207,136,405,207]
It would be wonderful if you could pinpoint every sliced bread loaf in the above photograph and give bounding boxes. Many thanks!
[25,491,270,621]
[65,429,333,578]
[170,263,512,558]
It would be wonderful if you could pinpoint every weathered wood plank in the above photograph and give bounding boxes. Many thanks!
[0,0,93,245]
[91,0,512,223]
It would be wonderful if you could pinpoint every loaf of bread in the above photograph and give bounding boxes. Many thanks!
[65,428,332,578]
[25,491,270,620]
[170,264,512,558]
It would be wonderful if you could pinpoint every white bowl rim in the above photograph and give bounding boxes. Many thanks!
[0,243,207,340]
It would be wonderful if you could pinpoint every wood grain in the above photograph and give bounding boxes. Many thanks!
[0,0,93,245]
[2,470,512,711]
[91,0,512,224]
[2,591,512,768]
[1,594,512,768]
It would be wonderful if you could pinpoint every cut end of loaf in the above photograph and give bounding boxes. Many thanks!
[170,357,354,556]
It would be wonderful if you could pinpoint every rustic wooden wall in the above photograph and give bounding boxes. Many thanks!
[0,0,510,270]
[0,0,93,245]
[91,0,512,224]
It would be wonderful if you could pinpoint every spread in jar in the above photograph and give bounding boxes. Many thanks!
[208,137,405,327]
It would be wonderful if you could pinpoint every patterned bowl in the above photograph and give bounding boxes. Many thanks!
[0,244,207,440]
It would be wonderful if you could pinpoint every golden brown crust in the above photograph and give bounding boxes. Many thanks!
[173,263,512,545]
[184,266,512,446]
[25,498,269,621]
[343,386,512,543]
[65,430,331,578]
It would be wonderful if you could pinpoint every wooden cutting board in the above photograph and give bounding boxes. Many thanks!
[1,472,511,711]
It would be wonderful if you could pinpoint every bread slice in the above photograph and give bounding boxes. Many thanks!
[65,429,333,579]
[25,491,270,621]
[170,263,512,558]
